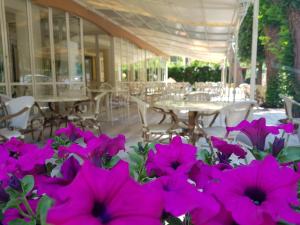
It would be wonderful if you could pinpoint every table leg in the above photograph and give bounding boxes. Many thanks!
[188,111,199,145]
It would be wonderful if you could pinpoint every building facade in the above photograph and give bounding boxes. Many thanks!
[0,0,167,98]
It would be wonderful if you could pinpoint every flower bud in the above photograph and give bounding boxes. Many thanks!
[0,186,9,202]
[9,175,22,192]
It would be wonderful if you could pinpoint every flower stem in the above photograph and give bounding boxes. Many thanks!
[22,196,35,217]
[17,204,31,219]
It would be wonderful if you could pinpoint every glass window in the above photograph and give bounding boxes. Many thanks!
[52,9,68,82]
[98,34,111,83]
[11,85,33,98]
[83,23,97,86]
[57,84,84,97]
[35,85,53,97]
[121,39,128,81]
[114,38,121,82]
[5,0,31,83]
[0,13,4,83]
[32,5,52,83]
[69,14,83,82]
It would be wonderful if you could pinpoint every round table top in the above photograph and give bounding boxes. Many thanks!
[88,88,128,93]
[154,100,231,114]
[35,95,90,103]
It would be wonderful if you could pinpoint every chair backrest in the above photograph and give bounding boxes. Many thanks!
[0,94,11,103]
[131,96,149,127]
[280,95,294,120]
[94,92,108,115]
[100,83,112,90]
[222,101,255,127]
[5,96,35,129]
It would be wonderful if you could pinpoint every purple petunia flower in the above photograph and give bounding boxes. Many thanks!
[191,203,233,225]
[189,161,231,190]
[146,136,197,177]
[16,141,54,174]
[271,137,285,157]
[47,161,163,225]
[226,118,293,151]
[0,139,54,183]
[55,122,96,142]
[58,134,125,166]
[210,155,300,225]
[35,156,81,202]
[146,174,219,217]
[211,136,247,160]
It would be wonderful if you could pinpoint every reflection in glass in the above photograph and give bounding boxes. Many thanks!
[5,0,31,83]
[98,34,111,83]
[53,9,68,82]
[0,15,4,83]
[121,39,128,81]
[57,84,84,97]
[35,85,53,97]
[83,20,97,86]
[32,5,52,82]
[0,87,6,95]
[11,85,33,98]
[69,14,82,82]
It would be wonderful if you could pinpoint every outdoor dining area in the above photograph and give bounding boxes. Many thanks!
[0,80,299,150]
[1,0,300,224]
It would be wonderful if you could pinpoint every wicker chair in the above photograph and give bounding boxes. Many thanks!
[0,96,35,141]
[131,96,181,143]
[67,92,108,134]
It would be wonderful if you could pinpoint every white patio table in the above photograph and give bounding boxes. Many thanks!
[153,100,232,144]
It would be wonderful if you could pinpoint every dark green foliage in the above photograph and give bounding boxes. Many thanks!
[168,61,221,84]
[238,1,296,108]
[239,6,264,64]
[265,75,281,108]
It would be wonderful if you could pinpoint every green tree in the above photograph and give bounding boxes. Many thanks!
[239,0,294,107]
[279,0,300,101]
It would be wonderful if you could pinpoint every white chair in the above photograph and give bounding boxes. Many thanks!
[281,95,300,141]
[67,92,108,134]
[0,94,11,103]
[99,82,113,90]
[131,96,181,143]
[0,96,35,140]
[202,101,256,139]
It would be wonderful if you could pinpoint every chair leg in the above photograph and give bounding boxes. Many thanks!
[206,136,214,155]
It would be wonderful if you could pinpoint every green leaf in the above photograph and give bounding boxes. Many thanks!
[277,147,300,163]
[166,216,183,225]
[197,149,212,164]
[6,187,21,199]
[104,156,121,169]
[9,219,36,225]
[127,151,143,165]
[250,148,269,160]
[37,195,53,225]
[21,175,35,195]
[3,198,22,211]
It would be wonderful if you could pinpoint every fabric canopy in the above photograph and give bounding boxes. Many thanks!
[78,0,252,62]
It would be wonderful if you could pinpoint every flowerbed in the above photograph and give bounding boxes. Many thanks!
[0,119,300,225]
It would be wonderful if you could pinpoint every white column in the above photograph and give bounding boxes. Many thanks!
[233,30,239,102]
[250,0,259,100]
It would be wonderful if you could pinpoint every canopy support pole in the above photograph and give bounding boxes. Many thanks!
[233,28,239,102]
[250,0,259,100]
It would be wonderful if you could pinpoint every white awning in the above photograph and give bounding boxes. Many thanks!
[78,0,252,62]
